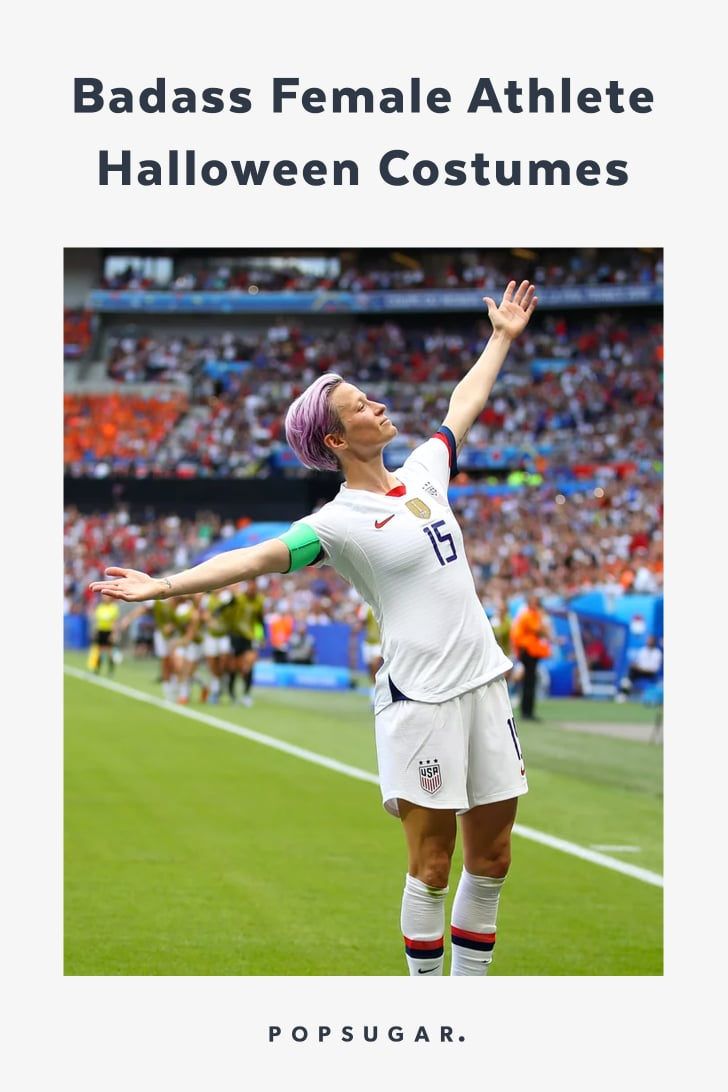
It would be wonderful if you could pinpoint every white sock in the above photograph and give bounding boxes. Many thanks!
[450,869,505,976]
[210,677,221,697]
[400,873,448,976]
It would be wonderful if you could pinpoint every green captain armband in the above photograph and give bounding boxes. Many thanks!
[279,522,325,573]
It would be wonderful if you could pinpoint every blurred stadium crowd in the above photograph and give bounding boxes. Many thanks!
[96,247,662,293]
[64,310,662,479]
[65,470,662,622]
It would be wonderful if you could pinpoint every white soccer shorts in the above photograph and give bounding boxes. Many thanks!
[362,641,383,665]
[153,631,169,658]
[203,634,232,657]
[171,642,201,663]
[374,675,528,817]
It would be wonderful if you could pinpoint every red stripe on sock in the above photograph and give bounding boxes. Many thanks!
[403,935,444,950]
[451,926,496,943]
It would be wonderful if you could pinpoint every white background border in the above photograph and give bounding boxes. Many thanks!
[4,0,726,1086]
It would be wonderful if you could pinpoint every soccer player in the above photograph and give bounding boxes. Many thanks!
[90,280,537,977]
[199,587,235,704]
[88,596,120,674]
[227,580,265,706]
[169,595,205,704]
[152,596,177,701]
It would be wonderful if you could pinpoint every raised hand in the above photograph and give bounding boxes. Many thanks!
[89,566,165,602]
[483,280,538,339]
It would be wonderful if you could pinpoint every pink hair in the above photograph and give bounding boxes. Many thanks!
[284,373,345,471]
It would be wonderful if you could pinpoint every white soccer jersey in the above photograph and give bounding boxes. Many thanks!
[290,430,512,713]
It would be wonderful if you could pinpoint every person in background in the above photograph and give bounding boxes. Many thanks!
[618,634,663,699]
[87,596,120,675]
[228,580,266,706]
[169,595,205,705]
[269,601,295,664]
[199,587,235,705]
[490,596,523,702]
[510,594,552,722]
[152,596,177,701]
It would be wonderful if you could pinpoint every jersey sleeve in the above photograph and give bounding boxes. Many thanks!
[401,424,459,490]
[278,503,345,573]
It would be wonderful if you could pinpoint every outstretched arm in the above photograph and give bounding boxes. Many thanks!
[442,280,537,450]
[89,538,291,603]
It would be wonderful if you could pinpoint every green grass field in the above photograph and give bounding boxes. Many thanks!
[64,650,663,975]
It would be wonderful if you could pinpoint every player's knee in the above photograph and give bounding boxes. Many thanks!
[417,849,453,890]
[466,845,511,878]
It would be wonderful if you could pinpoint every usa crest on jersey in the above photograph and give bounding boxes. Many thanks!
[418,758,442,794]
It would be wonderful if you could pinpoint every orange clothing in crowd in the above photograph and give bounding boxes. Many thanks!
[510,608,551,660]
[268,613,294,650]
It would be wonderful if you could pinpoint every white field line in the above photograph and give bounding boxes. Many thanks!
[590,845,642,853]
[64,666,664,889]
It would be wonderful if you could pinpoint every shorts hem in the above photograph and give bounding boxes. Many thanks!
[382,780,528,818]
[463,781,529,812]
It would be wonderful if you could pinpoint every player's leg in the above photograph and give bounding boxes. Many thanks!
[453,797,518,976]
[96,631,110,673]
[205,654,218,699]
[519,653,537,719]
[451,678,527,976]
[154,631,173,700]
[87,633,101,673]
[187,644,207,702]
[209,636,230,704]
[171,646,189,704]
[241,647,257,705]
[398,801,456,976]
[376,697,470,976]
[228,639,243,701]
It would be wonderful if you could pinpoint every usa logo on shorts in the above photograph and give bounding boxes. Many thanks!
[419,758,442,794]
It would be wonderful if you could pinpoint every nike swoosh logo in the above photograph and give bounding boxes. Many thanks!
[374,515,395,529]
[417,966,438,974]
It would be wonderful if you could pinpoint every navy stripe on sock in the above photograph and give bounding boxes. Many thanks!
[405,943,444,959]
[451,935,495,952]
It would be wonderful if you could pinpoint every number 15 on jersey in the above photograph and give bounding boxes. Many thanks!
[423,520,458,567]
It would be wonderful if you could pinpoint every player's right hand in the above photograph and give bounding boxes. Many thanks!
[89,567,165,602]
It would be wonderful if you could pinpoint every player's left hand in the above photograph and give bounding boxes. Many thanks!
[483,280,538,339]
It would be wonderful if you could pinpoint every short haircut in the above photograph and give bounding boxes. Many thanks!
[284,373,345,471]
